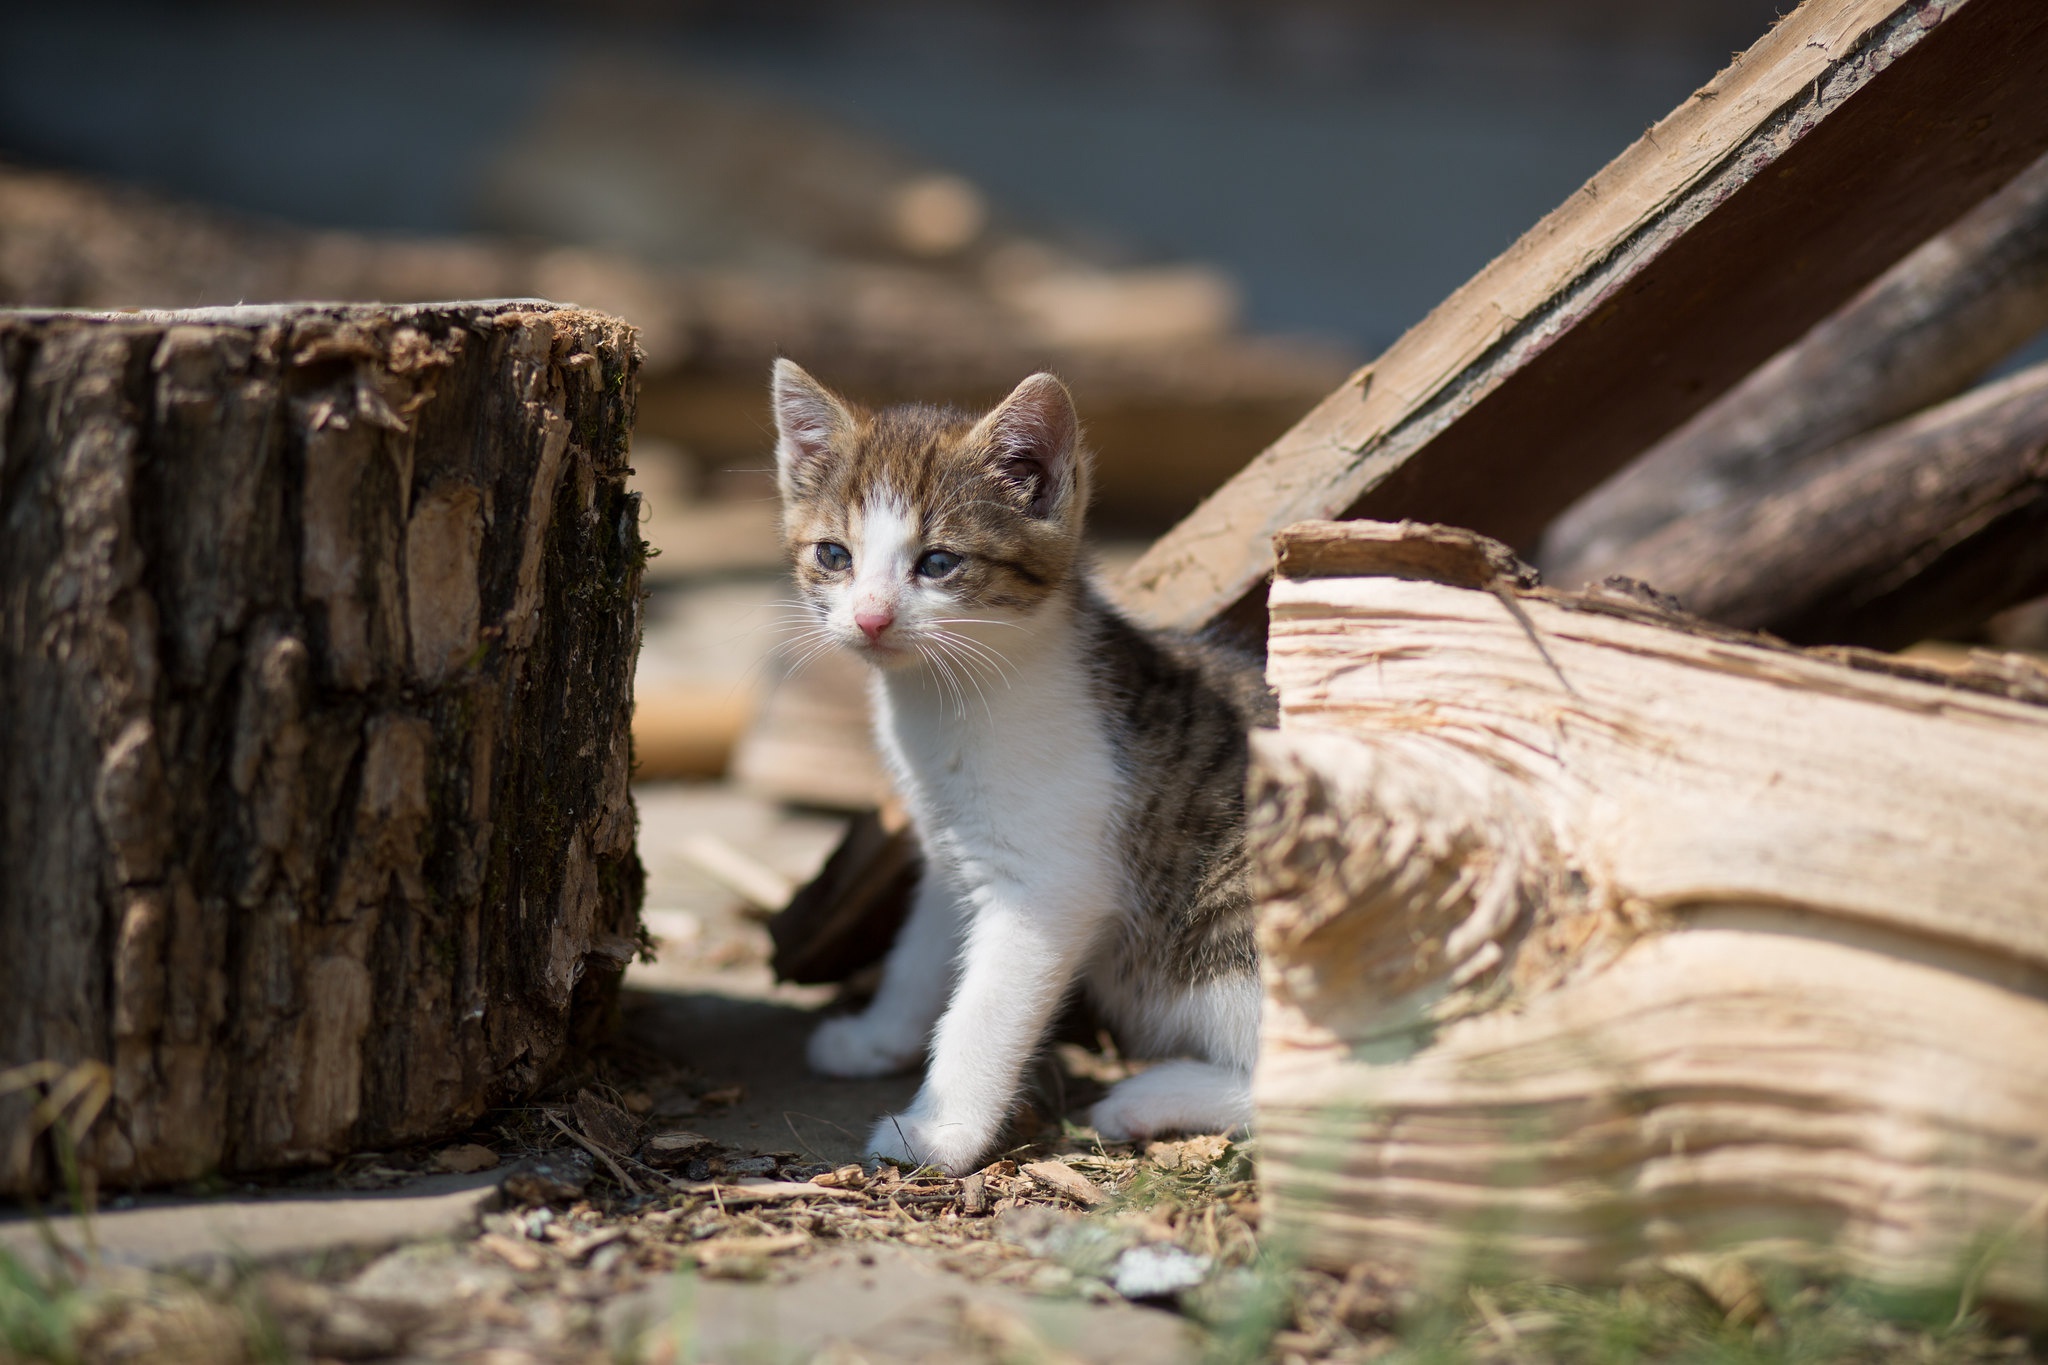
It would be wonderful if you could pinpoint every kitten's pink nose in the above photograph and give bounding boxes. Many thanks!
[856,608,896,644]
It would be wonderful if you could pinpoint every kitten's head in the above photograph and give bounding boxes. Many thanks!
[772,359,1090,669]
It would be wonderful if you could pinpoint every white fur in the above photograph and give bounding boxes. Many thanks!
[797,488,1254,1171]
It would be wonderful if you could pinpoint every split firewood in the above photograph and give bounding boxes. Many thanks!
[0,303,644,1196]
[1544,151,2048,587]
[1606,358,2048,649]
[1252,519,2048,1303]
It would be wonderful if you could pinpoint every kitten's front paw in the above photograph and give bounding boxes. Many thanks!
[1090,1061,1252,1143]
[806,1013,927,1078]
[866,1112,989,1175]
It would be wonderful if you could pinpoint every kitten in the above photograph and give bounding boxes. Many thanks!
[772,360,1272,1176]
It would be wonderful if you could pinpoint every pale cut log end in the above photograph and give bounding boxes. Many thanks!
[1254,555,2048,1306]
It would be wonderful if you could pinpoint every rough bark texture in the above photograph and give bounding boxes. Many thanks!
[1543,151,2048,586]
[1252,520,2048,1303]
[0,301,646,1195]
[1611,359,2048,649]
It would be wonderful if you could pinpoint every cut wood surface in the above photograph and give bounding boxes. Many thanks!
[1117,0,2048,634]
[1611,359,2048,649]
[0,302,645,1195]
[1544,150,2048,585]
[631,687,754,781]
[1252,519,2048,1299]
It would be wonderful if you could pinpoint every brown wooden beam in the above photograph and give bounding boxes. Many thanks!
[1117,0,2048,633]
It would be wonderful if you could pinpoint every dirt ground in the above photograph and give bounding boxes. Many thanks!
[4,571,2043,1365]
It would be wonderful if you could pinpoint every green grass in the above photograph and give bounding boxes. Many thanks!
[0,1250,83,1365]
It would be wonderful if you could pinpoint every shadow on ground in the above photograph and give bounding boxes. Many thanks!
[619,985,918,1168]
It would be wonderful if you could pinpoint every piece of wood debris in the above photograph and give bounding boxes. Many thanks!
[430,1144,500,1174]
[573,1089,644,1156]
[639,1131,716,1167]
[631,687,754,781]
[668,1178,861,1205]
[676,832,798,916]
[1021,1161,1109,1208]
[812,1164,867,1189]
[545,1112,646,1198]
[556,1226,632,1264]
[959,1172,990,1216]
[688,1231,811,1263]
[474,1232,548,1273]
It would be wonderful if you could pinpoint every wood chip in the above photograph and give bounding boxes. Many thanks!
[431,1143,500,1174]
[812,1164,867,1189]
[474,1232,546,1273]
[669,1178,861,1205]
[1021,1160,1108,1208]
[640,1130,715,1167]
[689,1231,810,1262]
[959,1172,989,1216]
[573,1089,643,1155]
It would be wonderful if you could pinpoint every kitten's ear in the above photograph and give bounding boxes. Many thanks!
[973,372,1082,520]
[771,359,855,493]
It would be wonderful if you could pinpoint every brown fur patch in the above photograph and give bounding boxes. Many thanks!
[781,392,1089,615]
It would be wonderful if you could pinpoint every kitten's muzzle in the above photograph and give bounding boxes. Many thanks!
[856,608,897,644]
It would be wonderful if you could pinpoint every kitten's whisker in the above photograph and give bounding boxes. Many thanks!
[917,641,971,722]
[927,629,1018,689]
[929,635,997,723]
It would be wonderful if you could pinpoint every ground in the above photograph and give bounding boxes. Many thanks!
[2,563,2043,1363]
[4,776,2039,1364]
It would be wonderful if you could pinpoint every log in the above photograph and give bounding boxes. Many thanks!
[0,160,1352,534]
[1608,359,2048,649]
[0,302,646,1195]
[1543,150,2048,586]
[1118,0,2048,635]
[1251,520,2048,1301]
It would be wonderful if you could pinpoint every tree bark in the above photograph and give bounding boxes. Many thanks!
[1606,359,2048,649]
[1542,151,2048,587]
[0,302,646,1196]
[1252,520,2048,1303]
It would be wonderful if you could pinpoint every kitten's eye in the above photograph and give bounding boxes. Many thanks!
[815,542,852,572]
[916,549,962,579]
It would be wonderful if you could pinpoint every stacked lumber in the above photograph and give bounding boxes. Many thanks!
[0,303,644,1196]
[0,160,1352,531]
[1249,520,2048,1301]
[773,0,2048,974]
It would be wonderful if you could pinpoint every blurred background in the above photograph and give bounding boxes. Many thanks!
[0,0,1794,957]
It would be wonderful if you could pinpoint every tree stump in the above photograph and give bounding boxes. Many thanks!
[0,301,645,1195]
[1250,520,2048,1304]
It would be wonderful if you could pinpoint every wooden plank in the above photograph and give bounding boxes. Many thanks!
[1541,150,2048,586]
[1117,0,2048,633]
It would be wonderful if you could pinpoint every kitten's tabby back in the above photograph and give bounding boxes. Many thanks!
[773,360,1271,1175]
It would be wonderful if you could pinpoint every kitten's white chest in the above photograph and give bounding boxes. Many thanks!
[871,620,1121,897]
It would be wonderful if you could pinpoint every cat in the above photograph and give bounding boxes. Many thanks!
[771,359,1273,1176]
